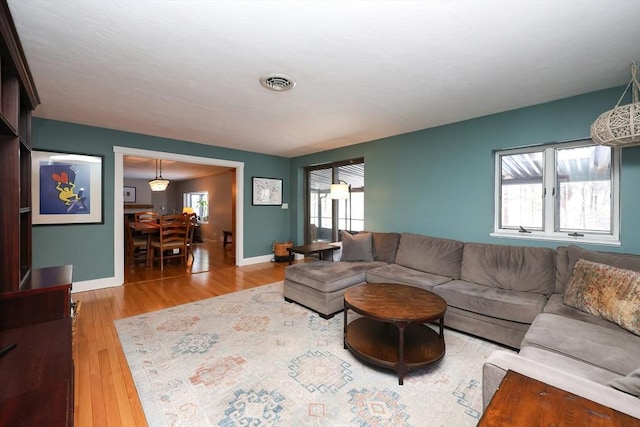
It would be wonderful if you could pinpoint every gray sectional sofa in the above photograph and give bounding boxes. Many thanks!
[283,231,640,418]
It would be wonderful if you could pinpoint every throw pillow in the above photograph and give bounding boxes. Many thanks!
[365,231,401,263]
[340,231,374,262]
[564,259,640,335]
[608,368,640,397]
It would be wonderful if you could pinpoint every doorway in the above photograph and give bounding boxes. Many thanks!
[114,146,245,286]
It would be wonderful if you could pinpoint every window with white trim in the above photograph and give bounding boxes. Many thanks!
[184,191,209,223]
[492,140,620,245]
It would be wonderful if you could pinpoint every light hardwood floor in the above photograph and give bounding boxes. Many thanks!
[73,242,289,426]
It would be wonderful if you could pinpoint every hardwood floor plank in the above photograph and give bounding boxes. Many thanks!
[74,293,95,427]
[73,241,290,426]
[98,294,138,427]
[86,293,110,427]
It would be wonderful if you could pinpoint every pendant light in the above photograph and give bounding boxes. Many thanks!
[149,159,169,191]
[590,62,640,148]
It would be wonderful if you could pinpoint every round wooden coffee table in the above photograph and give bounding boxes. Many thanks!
[343,282,447,385]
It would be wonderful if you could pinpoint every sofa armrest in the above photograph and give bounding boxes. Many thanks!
[483,350,640,419]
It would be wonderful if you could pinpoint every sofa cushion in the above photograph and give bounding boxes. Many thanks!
[608,368,640,397]
[555,246,570,294]
[519,347,623,386]
[566,245,640,284]
[285,260,385,293]
[544,294,625,329]
[433,280,547,324]
[461,243,555,294]
[369,232,401,264]
[521,313,640,376]
[340,231,374,262]
[395,233,464,279]
[564,259,640,335]
[365,264,451,291]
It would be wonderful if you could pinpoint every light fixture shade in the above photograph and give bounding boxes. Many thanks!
[590,62,640,148]
[182,207,195,215]
[149,178,169,191]
[330,183,350,200]
[590,102,640,147]
[149,159,170,191]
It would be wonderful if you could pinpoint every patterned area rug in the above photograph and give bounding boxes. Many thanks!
[115,282,508,426]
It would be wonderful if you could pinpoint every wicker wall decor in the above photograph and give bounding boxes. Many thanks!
[590,62,640,148]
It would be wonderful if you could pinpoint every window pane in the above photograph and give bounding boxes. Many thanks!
[500,152,543,229]
[349,192,364,232]
[336,163,364,233]
[308,168,332,242]
[306,160,364,243]
[184,191,208,223]
[556,146,611,233]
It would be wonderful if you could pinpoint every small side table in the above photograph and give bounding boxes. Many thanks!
[286,243,340,265]
[478,370,640,426]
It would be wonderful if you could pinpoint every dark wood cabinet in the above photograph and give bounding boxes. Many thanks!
[0,0,40,293]
[0,265,74,426]
[0,265,73,331]
[0,3,73,426]
[0,318,73,427]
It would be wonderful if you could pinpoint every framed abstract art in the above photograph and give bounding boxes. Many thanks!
[32,150,104,225]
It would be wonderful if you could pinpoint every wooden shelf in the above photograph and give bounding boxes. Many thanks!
[0,0,39,294]
[0,4,70,426]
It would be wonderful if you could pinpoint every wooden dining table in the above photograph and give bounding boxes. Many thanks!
[129,221,160,267]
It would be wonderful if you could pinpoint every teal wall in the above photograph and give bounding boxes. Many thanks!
[31,119,291,281]
[32,86,640,282]
[289,87,640,254]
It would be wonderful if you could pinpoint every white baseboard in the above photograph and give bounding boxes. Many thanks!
[72,276,120,293]
[238,254,274,266]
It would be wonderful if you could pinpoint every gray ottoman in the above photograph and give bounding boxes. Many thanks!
[283,260,386,318]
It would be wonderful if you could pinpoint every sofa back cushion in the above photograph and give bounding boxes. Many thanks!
[461,243,556,294]
[369,232,401,264]
[568,244,640,276]
[395,233,464,279]
[555,246,571,294]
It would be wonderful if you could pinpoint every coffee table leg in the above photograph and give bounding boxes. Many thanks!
[396,322,408,385]
[343,302,348,349]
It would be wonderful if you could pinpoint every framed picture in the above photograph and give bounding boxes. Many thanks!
[252,177,283,206]
[123,186,136,203]
[32,150,104,225]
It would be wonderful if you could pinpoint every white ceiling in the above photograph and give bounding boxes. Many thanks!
[8,0,640,160]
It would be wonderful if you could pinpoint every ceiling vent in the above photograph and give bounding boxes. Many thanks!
[260,74,296,92]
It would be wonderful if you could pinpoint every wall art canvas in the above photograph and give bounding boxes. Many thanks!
[123,186,136,203]
[32,150,104,225]
[252,177,283,206]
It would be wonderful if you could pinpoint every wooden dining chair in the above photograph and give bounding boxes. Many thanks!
[125,216,147,265]
[184,213,198,260]
[134,211,159,224]
[150,214,190,270]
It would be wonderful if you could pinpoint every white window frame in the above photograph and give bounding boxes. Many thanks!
[491,140,620,246]
[184,191,209,223]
